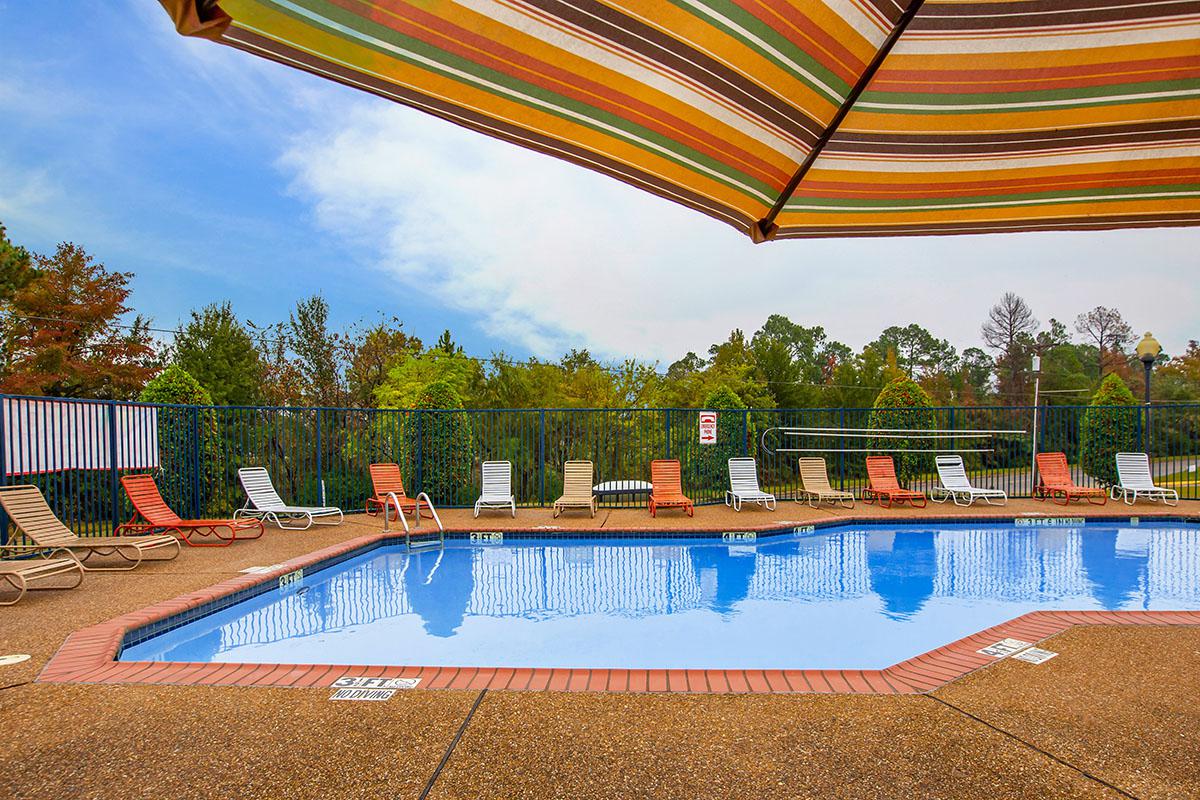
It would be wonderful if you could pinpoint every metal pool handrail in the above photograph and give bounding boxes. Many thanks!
[382,491,444,549]
[382,492,410,535]
[761,426,1027,456]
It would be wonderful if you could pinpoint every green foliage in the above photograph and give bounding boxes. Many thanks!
[288,295,344,406]
[0,221,36,305]
[868,324,957,380]
[406,381,475,503]
[704,385,743,410]
[140,365,220,515]
[345,319,422,407]
[1079,373,1137,485]
[696,385,746,491]
[868,376,935,484]
[139,364,212,405]
[377,351,483,408]
[173,302,262,406]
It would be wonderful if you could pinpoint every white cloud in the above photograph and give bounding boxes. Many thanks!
[280,99,1200,361]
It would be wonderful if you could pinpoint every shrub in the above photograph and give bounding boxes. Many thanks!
[697,385,746,492]
[868,377,935,484]
[406,381,475,504]
[139,364,212,406]
[1079,373,1137,486]
[138,364,217,514]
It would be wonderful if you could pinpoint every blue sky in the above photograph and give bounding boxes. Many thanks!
[2,1,1198,364]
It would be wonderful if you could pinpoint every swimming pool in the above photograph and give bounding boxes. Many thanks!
[119,522,1200,671]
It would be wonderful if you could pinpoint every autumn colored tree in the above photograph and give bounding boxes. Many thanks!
[344,318,422,407]
[0,242,157,398]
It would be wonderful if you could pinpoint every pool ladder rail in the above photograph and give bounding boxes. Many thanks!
[381,491,445,549]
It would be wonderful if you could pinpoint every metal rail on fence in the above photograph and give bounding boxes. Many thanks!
[2,394,1198,539]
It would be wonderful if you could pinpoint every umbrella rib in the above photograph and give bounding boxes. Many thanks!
[753,0,928,242]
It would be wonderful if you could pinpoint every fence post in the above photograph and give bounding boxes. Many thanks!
[948,406,956,455]
[538,410,546,506]
[415,410,423,494]
[838,407,846,490]
[742,410,749,457]
[0,396,7,545]
[190,406,202,518]
[108,402,120,533]
[665,410,671,459]
[1136,405,1144,453]
[315,408,323,505]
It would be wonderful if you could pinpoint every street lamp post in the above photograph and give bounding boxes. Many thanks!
[1135,332,1162,405]
[1135,332,1162,455]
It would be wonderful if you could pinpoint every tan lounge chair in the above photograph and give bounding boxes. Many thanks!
[796,458,854,509]
[0,484,180,570]
[554,461,596,518]
[0,554,82,606]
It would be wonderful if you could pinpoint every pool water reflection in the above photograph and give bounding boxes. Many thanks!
[120,523,1200,670]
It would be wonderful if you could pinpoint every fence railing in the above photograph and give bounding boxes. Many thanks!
[2,395,1198,539]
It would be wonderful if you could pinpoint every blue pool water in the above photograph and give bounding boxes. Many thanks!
[120,522,1200,670]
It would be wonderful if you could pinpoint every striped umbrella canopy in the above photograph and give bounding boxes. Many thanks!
[162,1,1200,241]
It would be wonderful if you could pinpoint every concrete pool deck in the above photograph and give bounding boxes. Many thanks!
[3,501,1199,797]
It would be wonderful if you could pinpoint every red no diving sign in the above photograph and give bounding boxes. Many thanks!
[698,411,718,445]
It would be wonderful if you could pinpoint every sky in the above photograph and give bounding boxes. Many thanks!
[1,0,1198,367]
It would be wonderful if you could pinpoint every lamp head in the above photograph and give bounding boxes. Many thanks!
[1136,331,1162,365]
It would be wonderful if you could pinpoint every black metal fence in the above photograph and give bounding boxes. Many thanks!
[2,394,1197,539]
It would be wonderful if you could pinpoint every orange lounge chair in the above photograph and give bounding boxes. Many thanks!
[1034,452,1107,505]
[366,463,431,520]
[862,456,927,509]
[649,459,693,517]
[116,474,264,547]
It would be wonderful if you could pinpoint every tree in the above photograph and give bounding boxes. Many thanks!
[697,385,746,493]
[249,320,305,406]
[435,329,461,355]
[0,222,36,305]
[173,302,263,406]
[289,295,345,406]
[1156,340,1200,402]
[139,364,221,514]
[1078,373,1136,486]
[981,292,1038,403]
[344,318,422,407]
[0,242,157,398]
[869,324,956,380]
[868,376,935,484]
[139,363,212,405]
[376,349,483,408]
[751,315,850,407]
[955,347,994,403]
[1074,306,1133,378]
[406,381,475,504]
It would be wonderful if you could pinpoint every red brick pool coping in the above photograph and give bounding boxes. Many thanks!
[39,515,1200,695]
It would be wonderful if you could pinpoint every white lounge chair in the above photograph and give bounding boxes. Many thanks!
[1112,453,1178,506]
[725,457,776,511]
[475,460,516,517]
[235,467,344,530]
[931,455,1007,506]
